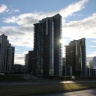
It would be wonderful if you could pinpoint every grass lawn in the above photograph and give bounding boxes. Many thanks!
[0,82,96,96]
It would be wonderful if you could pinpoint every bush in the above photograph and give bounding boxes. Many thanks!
[0,75,26,82]
[49,76,71,81]
[75,76,96,80]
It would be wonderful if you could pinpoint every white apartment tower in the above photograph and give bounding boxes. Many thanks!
[0,34,15,73]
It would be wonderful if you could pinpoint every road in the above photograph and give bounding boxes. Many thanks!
[37,89,96,96]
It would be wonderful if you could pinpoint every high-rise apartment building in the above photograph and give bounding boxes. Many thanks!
[0,34,15,73]
[65,38,86,76]
[34,14,62,77]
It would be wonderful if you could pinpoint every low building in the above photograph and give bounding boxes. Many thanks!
[14,64,25,73]
[25,51,34,74]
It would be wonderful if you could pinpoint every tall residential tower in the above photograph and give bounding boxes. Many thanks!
[0,34,15,73]
[34,14,62,77]
[65,38,86,76]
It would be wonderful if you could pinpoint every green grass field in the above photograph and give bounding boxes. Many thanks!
[0,75,96,96]
[0,82,96,96]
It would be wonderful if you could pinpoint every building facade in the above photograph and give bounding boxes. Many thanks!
[0,34,15,73]
[62,58,66,76]
[89,57,96,69]
[87,57,96,77]
[34,14,62,77]
[14,64,25,74]
[7,45,15,73]
[65,38,86,76]
[25,54,28,73]
[25,51,34,74]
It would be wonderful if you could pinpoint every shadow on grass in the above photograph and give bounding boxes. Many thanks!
[0,81,96,96]
[0,75,96,96]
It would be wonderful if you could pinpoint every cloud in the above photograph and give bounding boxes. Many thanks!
[15,48,20,51]
[90,46,96,48]
[3,16,18,23]
[1,0,88,64]
[87,51,96,57]
[6,8,20,14]
[10,34,34,48]
[0,4,7,13]
[15,51,28,64]
[92,40,96,43]
[0,26,34,48]
[14,9,20,12]
[3,0,88,26]
[59,0,88,18]
[0,26,24,36]
[62,13,96,40]
[3,12,56,26]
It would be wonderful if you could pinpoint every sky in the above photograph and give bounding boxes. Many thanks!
[0,0,96,65]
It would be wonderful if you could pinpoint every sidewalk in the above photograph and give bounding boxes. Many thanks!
[36,88,96,96]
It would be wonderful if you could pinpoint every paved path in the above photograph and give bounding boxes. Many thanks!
[0,81,76,86]
[0,81,96,86]
[38,89,96,96]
